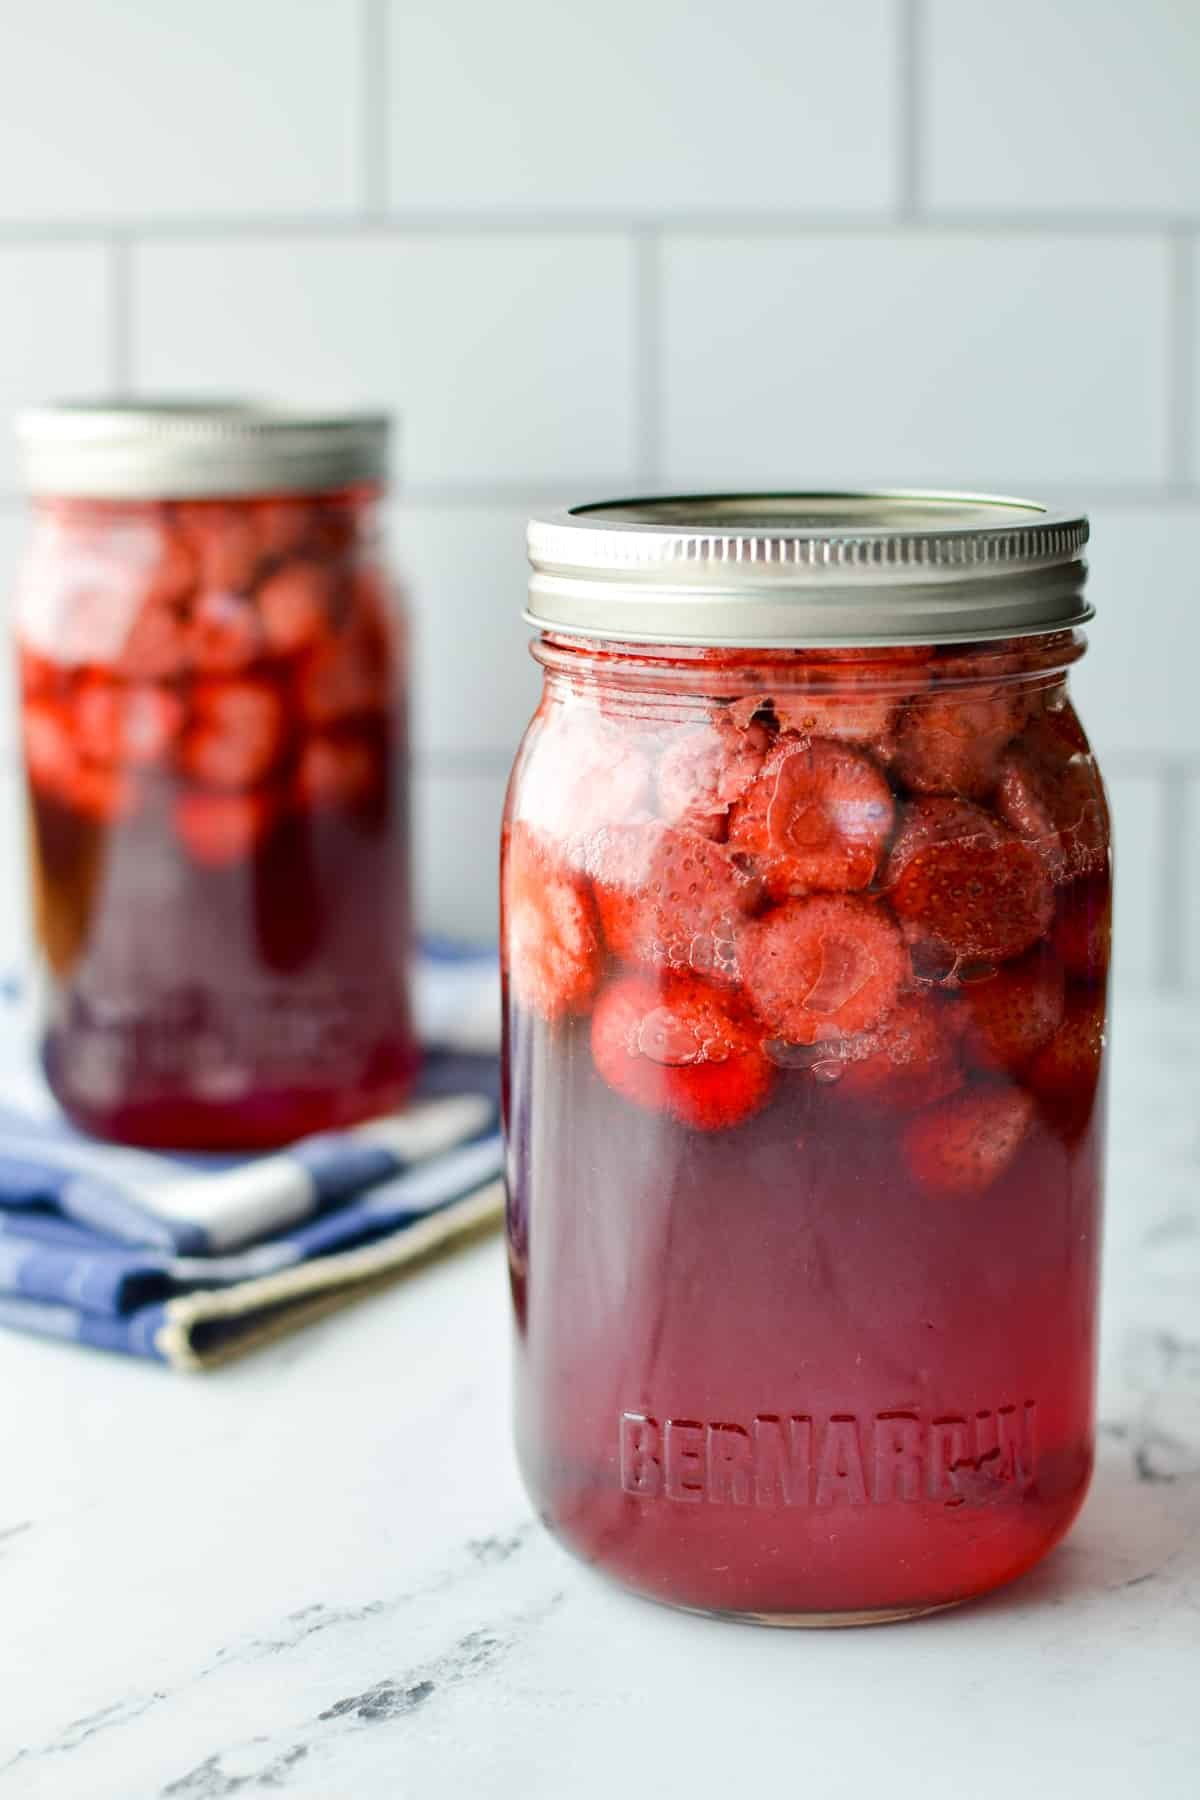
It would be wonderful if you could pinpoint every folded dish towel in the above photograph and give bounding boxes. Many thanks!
[0,947,504,1370]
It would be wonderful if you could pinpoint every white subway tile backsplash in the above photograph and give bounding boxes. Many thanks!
[660,234,1169,489]
[0,1,362,224]
[412,766,507,943]
[394,502,542,758]
[387,0,897,215]
[0,244,112,493]
[132,235,638,488]
[926,1,1200,214]
[1073,505,1200,759]
[1106,770,1166,991]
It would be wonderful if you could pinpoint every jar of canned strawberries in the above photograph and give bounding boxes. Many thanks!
[14,403,416,1148]
[503,493,1110,1624]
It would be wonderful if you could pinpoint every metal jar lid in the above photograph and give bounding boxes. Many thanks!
[16,401,391,499]
[526,491,1091,647]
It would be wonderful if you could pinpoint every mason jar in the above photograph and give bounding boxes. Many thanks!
[14,403,417,1148]
[502,493,1109,1625]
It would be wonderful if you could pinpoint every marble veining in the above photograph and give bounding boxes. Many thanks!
[2,993,1199,1799]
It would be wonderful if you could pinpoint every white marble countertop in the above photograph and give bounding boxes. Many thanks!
[2,989,1198,1800]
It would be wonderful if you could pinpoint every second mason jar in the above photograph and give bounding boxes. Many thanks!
[14,403,416,1148]
[503,493,1110,1624]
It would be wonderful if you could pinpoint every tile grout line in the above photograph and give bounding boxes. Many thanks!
[2,212,1200,246]
[633,226,663,488]
[895,0,923,222]
[361,0,389,219]
[1154,763,1190,994]
[1166,226,1194,490]
[107,233,133,396]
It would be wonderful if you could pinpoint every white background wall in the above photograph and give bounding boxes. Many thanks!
[0,0,1196,988]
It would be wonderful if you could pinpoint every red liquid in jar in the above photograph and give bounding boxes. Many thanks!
[19,490,417,1148]
[504,639,1109,1621]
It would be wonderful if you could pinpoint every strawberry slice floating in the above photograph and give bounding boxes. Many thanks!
[961,950,1066,1074]
[655,714,770,840]
[728,737,895,898]
[886,797,1054,964]
[178,679,287,790]
[258,560,334,657]
[588,819,760,986]
[1026,991,1106,1102]
[177,503,261,593]
[590,971,773,1131]
[517,703,653,857]
[738,893,909,1046]
[73,674,184,768]
[187,589,264,674]
[293,732,382,812]
[996,707,1109,885]
[892,686,1024,801]
[174,788,277,869]
[23,700,76,795]
[902,1088,1034,1197]
[837,992,964,1110]
[503,823,602,1023]
[294,623,391,726]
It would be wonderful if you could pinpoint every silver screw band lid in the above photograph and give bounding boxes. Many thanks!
[526,491,1091,647]
[16,401,391,499]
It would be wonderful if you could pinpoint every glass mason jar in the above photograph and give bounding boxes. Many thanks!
[14,404,417,1148]
[503,493,1109,1625]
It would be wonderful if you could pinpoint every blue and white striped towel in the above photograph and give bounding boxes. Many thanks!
[0,947,504,1369]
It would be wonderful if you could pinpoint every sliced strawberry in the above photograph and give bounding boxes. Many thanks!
[903,1088,1034,1197]
[587,820,760,985]
[836,992,964,1110]
[886,797,1054,963]
[73,675,184,768]
[996,707,1108,885]
[1026,991,1106,1102]
[258,560,335,657]
[738,893,909,1045]
[174,788,276,869]
[517,703,653,857]
[142,527,199,609]
[254,497,316,560]
[17,644,62,700]
[310,498,360,560]
[294,623,391,726]
[177,503,261,593]
[655,714,770,839]
[22,699,78,800]
[25,700,137,820]
[774,687,896,755]
[187,588,264,674]
[178,680,288,789]
[961,950,1066,1073]
[119,598,191,681]
[70,759,138,824]
[727,737,895,898]
[892,686,1024,800]
[590,971,773,1131]
[1051,877,1112,983]
[293,732,382,811]
[503,822,602,1022]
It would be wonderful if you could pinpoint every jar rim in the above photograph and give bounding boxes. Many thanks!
[16,400,392,499]
[526,490,1091,648]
